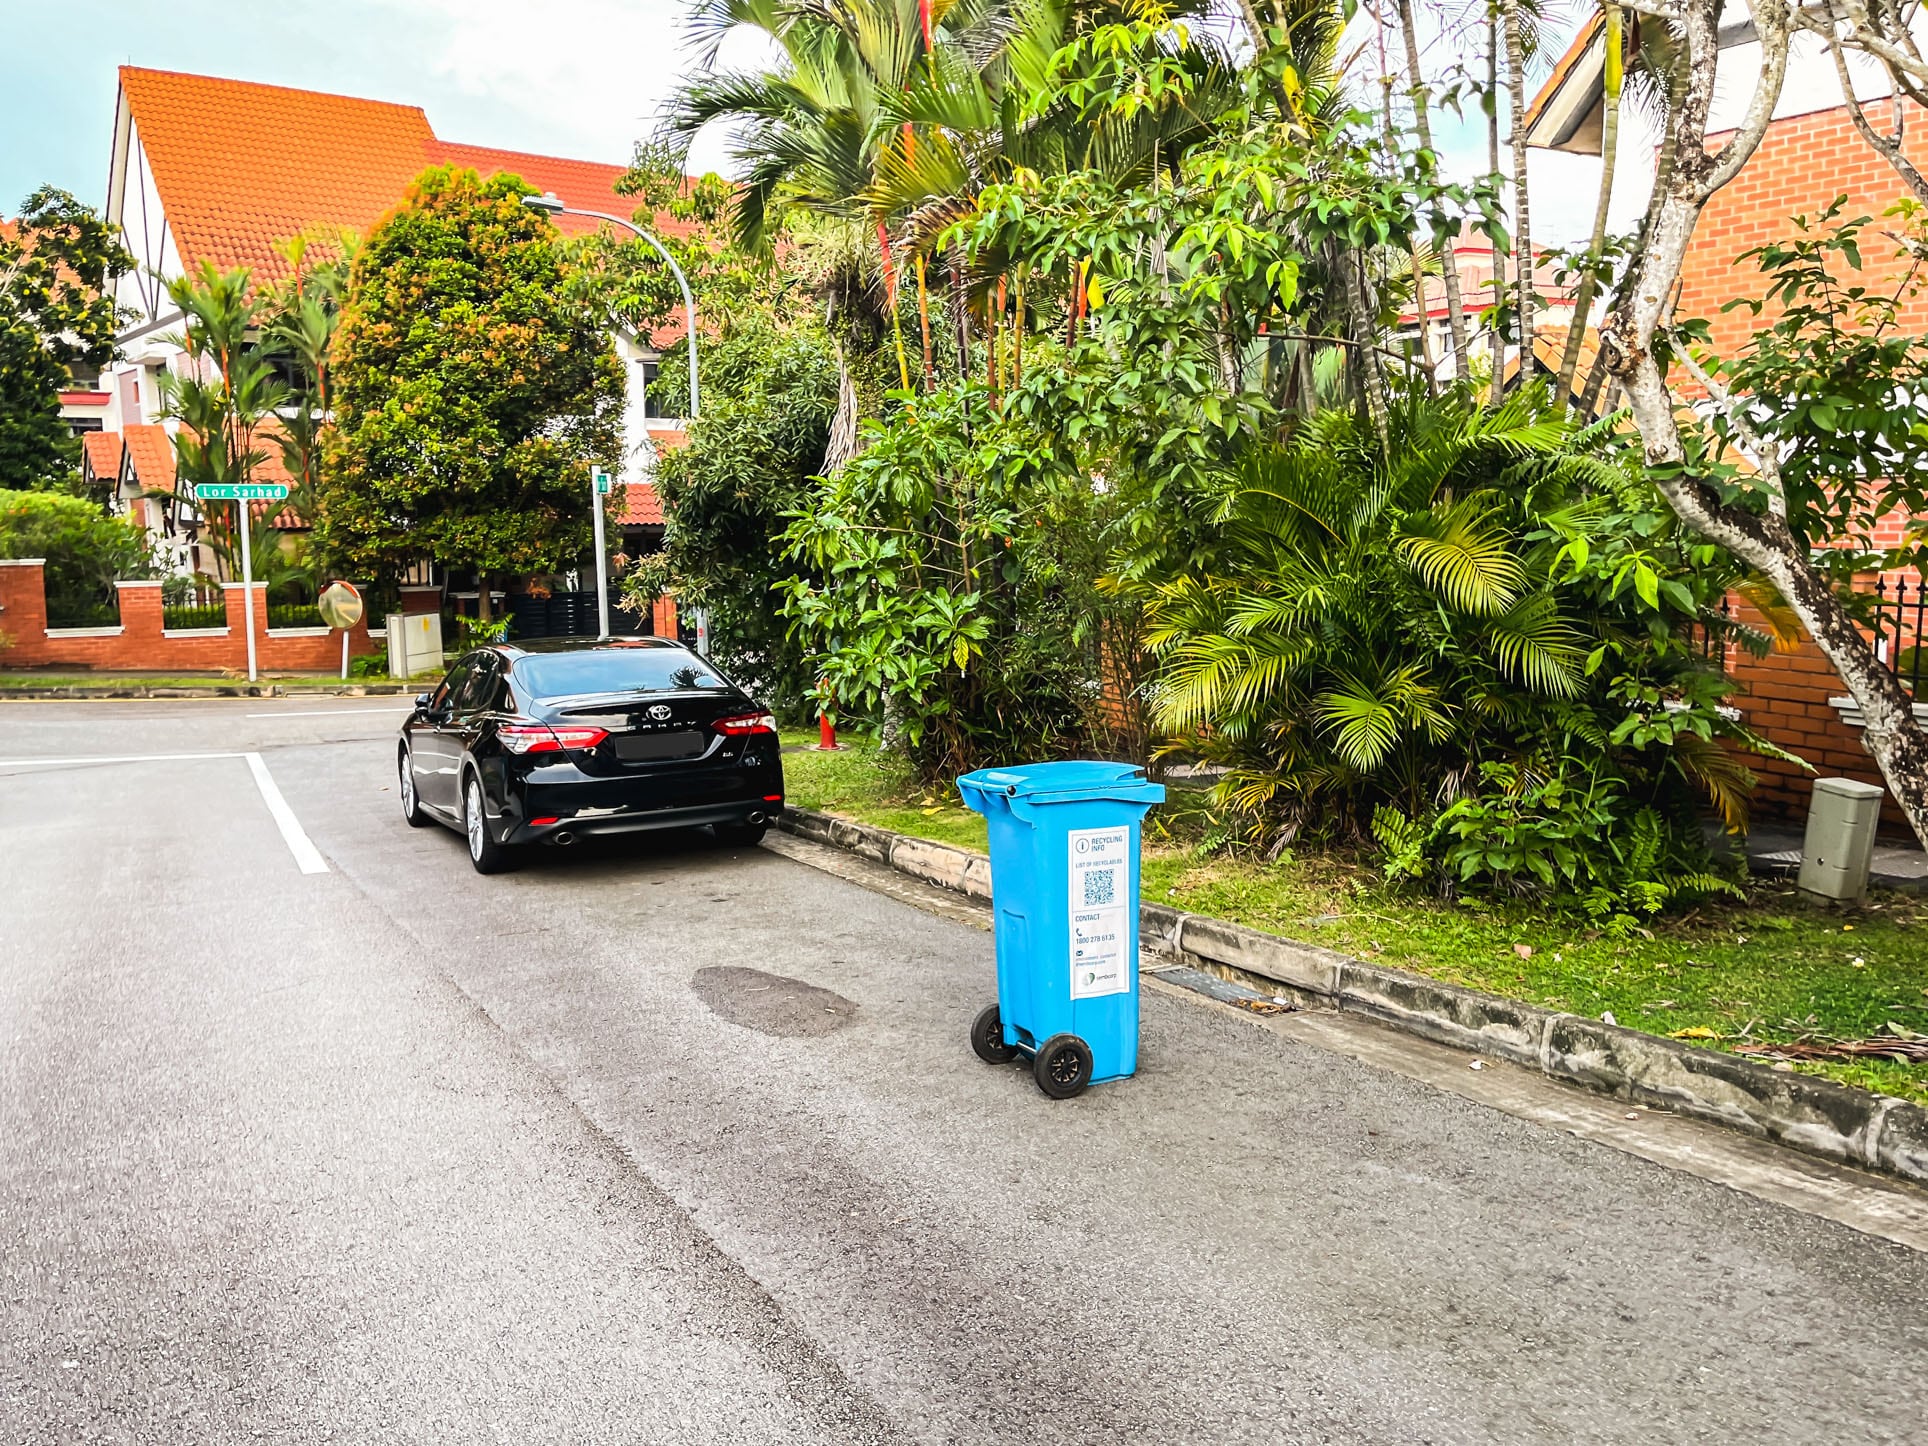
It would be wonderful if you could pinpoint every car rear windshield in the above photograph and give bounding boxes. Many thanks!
[513,649,729,700]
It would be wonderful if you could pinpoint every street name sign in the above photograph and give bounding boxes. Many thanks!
[592,467,613,496]
[195,482,290,501]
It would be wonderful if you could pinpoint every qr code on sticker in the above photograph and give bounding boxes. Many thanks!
[1082,867,1117,907]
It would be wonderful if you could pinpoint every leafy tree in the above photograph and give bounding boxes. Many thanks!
[0,488,155,623]
[1597,0,1928,846]
[0,187,132,489]
[625,312,838,712]
[316,166,623,616]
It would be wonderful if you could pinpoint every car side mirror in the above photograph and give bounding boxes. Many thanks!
[413,692,432,715]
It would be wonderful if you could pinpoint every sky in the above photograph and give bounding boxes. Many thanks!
[0,0,1616,243]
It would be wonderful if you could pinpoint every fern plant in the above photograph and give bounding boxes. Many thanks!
[1134,384,1787,904]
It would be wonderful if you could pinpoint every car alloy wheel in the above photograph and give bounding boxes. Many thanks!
[466,779,486,860]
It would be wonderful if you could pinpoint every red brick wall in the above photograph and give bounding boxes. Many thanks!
[1683,100,1928,353]
[0,564,374,672]
[1724,595,1921,837]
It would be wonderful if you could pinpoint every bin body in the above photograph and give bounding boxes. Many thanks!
[958,761,1165,1084]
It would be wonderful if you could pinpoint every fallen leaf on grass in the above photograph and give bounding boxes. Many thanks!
[1512,944,1533,960]
[1734,1037,1928,1064]
[1670,1026,1721,1040]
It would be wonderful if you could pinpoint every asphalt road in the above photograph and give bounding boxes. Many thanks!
[3,699,1927,1443]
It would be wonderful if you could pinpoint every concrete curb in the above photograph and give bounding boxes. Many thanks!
[780,806,1928,1186]
[0,682,414,699]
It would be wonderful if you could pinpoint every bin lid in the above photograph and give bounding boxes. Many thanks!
[959,760,1165,805]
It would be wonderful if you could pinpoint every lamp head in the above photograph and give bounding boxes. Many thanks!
[521,192,566,214]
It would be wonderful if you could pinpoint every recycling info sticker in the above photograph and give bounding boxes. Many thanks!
[1068,826,1131,999]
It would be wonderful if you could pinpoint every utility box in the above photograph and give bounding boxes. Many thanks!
[385,611,444,679]
[1799,777,1886,901]
[958,761,1164,1099]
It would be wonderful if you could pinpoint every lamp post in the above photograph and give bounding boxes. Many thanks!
[521,191,698,418]
[523,191,699,644]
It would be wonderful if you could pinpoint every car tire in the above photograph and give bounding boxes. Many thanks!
[464,774,514,874]
[399,745,431,828]
[970,1004,1019,1065]
[1032,1033,1093,1100]
[712,821,768,848]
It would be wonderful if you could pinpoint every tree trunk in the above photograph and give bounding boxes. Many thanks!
[1501,0,1534,381]
[1486,5,1505,404]
[1557,2,1623,404]
[1601,0,1928,848]
[1397,0,1472,377]
[1343,252,1393,456]
[824,336,860,474]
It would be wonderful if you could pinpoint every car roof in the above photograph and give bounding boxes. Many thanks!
[491,636,687,659]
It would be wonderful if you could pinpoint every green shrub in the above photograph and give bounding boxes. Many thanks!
[0,488,154,623]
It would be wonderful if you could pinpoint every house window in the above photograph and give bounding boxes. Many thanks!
[641,359,671,419]
[69,418,104,434]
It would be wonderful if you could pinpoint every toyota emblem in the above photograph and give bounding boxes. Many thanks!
[648,704,672,721]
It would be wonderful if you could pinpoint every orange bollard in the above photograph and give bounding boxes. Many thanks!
[816,683,844,750]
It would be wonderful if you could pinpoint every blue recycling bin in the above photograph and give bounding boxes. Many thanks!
[957,761,1165,1098]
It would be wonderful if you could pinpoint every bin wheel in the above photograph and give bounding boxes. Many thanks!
[1033,1033,1093,1099]
[971,1004,1019,1065]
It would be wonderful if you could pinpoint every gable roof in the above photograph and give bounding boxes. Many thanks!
[120,68,436,278]
[117,67,691,283]
[120,424,177,494]
[80,431,123,484]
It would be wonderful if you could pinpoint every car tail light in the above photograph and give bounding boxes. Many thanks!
[498,723,609,754]
[714,712,778,736]
[529,816,561,826]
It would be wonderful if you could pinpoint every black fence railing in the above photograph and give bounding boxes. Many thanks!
[1872,575,1925,696]
[163,603,227,630]
[45,595,120,629]
[505,589,655,641]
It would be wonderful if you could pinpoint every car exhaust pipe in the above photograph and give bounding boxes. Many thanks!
[552,830,577,846]
[747,810,769,826]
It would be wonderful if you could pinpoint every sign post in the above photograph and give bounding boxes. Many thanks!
[317,580,365,679]
[591,466,612,639]
[195,481,289,683]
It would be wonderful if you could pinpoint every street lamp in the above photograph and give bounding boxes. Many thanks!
[524,190,701,642]
[521,191,698,418]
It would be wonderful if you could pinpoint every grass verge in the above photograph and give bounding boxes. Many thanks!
[780,732,1928,1105]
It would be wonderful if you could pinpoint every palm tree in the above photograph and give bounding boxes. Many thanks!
[158,262,289,573]
[1556,4,1623,401]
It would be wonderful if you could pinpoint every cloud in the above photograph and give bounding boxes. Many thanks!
[363,0,772,173]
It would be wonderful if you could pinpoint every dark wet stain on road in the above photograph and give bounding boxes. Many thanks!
[691,965,857,1038]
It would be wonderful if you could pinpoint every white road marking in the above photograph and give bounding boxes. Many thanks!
[245,707,411,718]
[0,752,244,767]
[244,752,331,874]
[0,750,330,875]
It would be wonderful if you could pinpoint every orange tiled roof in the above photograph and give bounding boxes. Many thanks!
[119,67,697,303]
[81,431,123,483]
[120,424,176,494]
[120,68,435,280]
[616,481,664,526]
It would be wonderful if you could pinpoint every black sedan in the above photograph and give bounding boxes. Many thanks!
[398,637,785,872]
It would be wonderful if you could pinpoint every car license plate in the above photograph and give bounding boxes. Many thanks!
[613,730,704,761]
